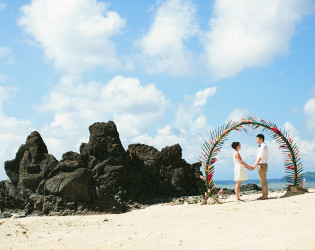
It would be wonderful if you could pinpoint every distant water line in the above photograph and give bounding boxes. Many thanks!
[215,178,315,190]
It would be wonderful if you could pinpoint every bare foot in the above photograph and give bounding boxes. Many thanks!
[257,196,268,200]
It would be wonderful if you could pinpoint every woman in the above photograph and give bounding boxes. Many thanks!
[231,142,253,201]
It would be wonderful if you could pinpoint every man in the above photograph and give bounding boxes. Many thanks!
[252,134,268,200]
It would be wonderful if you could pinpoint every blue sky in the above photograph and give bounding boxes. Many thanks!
[1,0,315,181]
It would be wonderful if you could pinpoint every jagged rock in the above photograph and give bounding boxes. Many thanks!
[45,168,95,202]
[1,121,202,215]
[240,183,261,192]
[127,143,200,199]
[80,122,128,165]
[159,144,200,197]
[79,122,130,208]
[4,131,58,191]
[128,144,162,168]
[48,151,86,178]
[0,180,26,210]
[127,144,162,198]
[40,154,59,178]
[95,164,127,198]
[161,144,182,166]
[217,187,235,195]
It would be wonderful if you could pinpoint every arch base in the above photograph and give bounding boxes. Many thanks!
[281,185,308,198]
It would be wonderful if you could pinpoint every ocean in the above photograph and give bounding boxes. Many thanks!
[215,177,315,190]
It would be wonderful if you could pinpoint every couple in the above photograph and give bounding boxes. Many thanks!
[231,134,268,202]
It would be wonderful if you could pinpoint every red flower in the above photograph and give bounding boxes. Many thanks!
[259,118,265,123]
[210,159,217,164]
[207,171,213,181]
[218,188,223,195]
[286,166,294,170]
[302,178,306,187]
[270,127,281,134]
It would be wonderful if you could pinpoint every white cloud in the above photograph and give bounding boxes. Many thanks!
[38,75,169,157]
[203,0,314,79]
[0,45,10,58]
[0,2,6,12]
[0,86,32,181]
[0,74,8,83]
[18,0,126,74]
[304,97,315,129]
[175,87,216,130]
[134,87,216,163]
[225,108,250,123]
[136,0,198,76]
[134,125,185,150]
[283,121,300,138]
[133,124,205,163]
[193,87,216,107]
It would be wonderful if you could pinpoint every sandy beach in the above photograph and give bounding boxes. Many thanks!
[1,188,315,250]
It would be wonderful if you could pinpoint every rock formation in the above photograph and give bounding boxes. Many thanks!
[0,121,201,215]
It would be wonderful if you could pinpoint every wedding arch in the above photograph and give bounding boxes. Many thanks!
[199,117,304,200]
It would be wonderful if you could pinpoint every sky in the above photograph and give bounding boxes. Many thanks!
[1,0,315,181]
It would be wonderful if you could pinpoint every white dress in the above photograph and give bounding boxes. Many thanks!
[234,152,248,181]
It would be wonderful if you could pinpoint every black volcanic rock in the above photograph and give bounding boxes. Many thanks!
[0,180,25,211]
[0,121,202,215]
[45,168,95,202]
[81,122,130,210]
[240,183,261,192]
[4,131,58,191]
[127,143,200,199]
[127,143,162,199]
[48,151,86,178]
[80,122,128,164]
[159,144,200,197]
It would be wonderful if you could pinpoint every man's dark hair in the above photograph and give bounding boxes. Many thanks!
[231,142,240,150]
[256,134,265,141]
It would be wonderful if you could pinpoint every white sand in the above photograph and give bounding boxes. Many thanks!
[1,188,315,250]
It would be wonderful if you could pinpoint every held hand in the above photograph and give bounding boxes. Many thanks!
[247,165,254,171]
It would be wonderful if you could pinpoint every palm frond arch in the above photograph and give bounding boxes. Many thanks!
[199,117,303,200]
